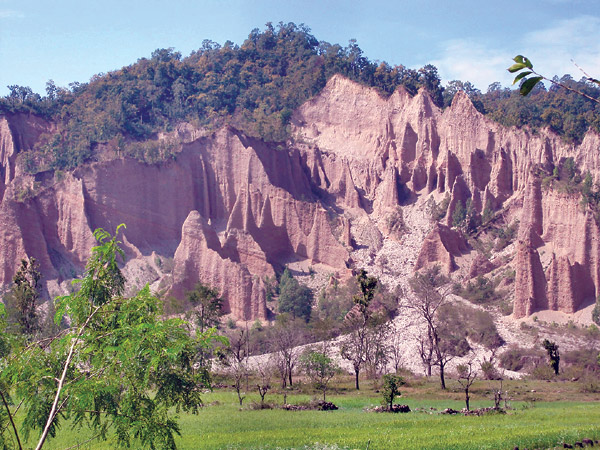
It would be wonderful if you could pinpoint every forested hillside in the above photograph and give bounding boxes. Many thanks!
[2,22,599,173]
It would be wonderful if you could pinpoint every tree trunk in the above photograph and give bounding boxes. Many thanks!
[439,363,446,390]
[354,368,360,390]
[288,369,293,387]
[465,388,470,411]
[426,363,432,377]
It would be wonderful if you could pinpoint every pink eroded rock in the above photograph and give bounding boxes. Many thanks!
[513,239,547,318]
[3,75,600,320]
[415,223,468,274]
[170,210,268,320]
[468,253,497,279]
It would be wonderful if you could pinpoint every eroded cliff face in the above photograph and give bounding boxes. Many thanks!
[1,75,599,320]
[0,121,349,320]
[291,75,600,318]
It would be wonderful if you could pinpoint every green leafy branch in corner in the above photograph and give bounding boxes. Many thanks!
[509,55,600,102]
[0,224,222,450]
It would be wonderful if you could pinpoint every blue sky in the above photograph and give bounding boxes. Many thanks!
[1,0,599,96]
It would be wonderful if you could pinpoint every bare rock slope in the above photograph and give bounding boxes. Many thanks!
[1,75,600,323]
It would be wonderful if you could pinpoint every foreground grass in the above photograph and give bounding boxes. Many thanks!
[38,386,600,450]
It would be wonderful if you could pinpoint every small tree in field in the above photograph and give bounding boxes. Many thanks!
[456,362,478,411]
[300,349,338,401]
[269,314,304,387]
[381,374,405,410]
[406,266,468,389]
[220,329,250,406]
[340,269,378,390]
[186,282,223,333]
[542,339,560,375]
[255,358,273,407]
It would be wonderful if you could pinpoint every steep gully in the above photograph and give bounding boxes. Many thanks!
[1,74,600,322]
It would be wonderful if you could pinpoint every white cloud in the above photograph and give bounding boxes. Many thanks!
[0,9,24,18]
[430,39,514,91]
[432,15,600,91]
[522,16,600,82]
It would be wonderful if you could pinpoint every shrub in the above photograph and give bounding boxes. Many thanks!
[480,359,499,380]
[385,207,406,239]
[562,348,600,375]
[439,303,504,351]
[499,345,545,372]
[381,374,405,410]
[592,296,600,326]
[491,221,519,251]
[430,194,450,222]
[278,268,313,322]
[530,364,555,381]
[456,275,499,305]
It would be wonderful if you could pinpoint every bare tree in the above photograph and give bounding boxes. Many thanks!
[405,266,456,389]
[389,331,405,374]
[340,270,378,390]
[364,315,392,379]
[340,317,370,390]
[221,329,249,406]
[456,361,478,411]
[268,315,304,387]
[255,358,273,407]
[417,329,435,377]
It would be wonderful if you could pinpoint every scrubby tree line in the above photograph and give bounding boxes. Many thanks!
[0,23,448,172]
[3,23,598,175]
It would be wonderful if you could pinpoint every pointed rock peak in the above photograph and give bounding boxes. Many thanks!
[182,210,222,252]
[182,210,215,236]
[450,90,478,115]
[580,127,600,147]
[391,84,412,104]
[324,73,362,92]
[413,88,438,117]
[183,210,202,225]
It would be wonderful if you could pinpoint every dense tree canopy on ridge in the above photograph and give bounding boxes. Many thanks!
[1,22,599,172]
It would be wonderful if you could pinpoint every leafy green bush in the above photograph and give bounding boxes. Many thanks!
[381,374,405,410]
[278,268,313,322]
[430,194,450,222]
[480,358,499,380]
[455,275,500,305]
[438,303,503,352]
[491,221,519,251]
[530,364,556,381]
[562,348,600,375]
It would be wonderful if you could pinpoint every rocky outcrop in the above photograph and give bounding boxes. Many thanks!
[0,113,53,202]
[0,126,349,319]
[2,75,600,320]
[415,224,468,274]
[170,211,269,320]
[468,253,497,279]
[513,184,599,317]
[513,239,547,318]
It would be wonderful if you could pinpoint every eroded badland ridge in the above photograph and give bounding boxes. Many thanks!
[1,74,600,327]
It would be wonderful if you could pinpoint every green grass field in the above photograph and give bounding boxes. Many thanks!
[36,379,600,450]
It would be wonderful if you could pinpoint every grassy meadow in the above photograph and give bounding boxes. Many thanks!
[32,377,600,450]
